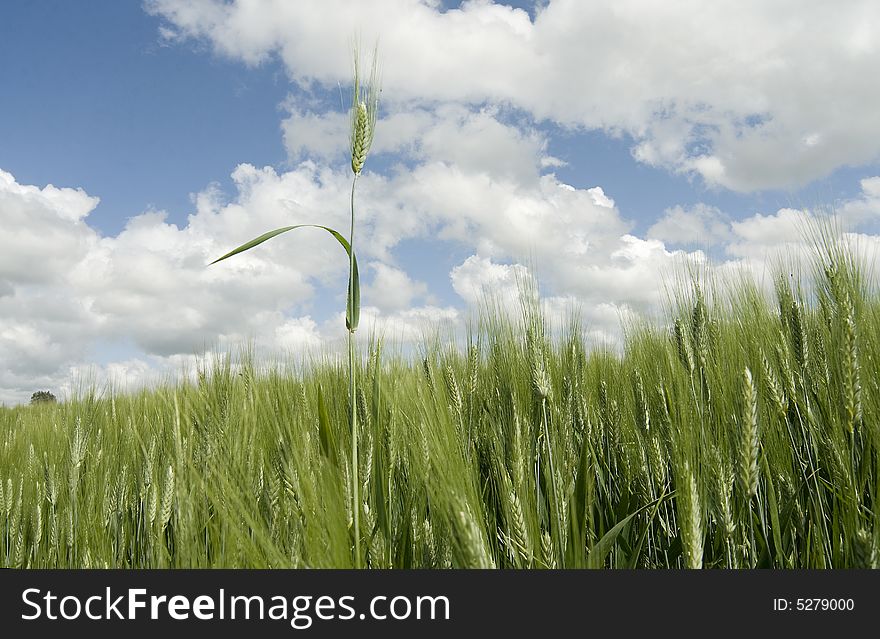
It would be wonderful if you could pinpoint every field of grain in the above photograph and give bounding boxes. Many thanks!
[1,237,878,569]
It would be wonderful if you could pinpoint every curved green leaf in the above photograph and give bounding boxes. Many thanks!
[210,224,360,331]
[587,491,673,568]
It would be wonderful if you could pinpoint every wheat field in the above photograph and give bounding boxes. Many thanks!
[1,238,878,569]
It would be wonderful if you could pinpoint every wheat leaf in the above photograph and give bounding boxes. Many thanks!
[210,224,360,331]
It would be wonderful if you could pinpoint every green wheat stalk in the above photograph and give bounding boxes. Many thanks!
[209,43,380,568]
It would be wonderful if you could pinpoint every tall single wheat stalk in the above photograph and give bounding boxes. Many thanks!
[347,45,380,568]
[209,42,380,568]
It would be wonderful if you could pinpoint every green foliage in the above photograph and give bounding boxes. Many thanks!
[29,391,56,405]
[2,240,879,568]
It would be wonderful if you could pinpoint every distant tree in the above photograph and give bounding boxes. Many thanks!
[30,390,57,405]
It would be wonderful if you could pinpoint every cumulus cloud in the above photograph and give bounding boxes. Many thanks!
[401,105,553,184]
[7,0,880,404]
[0,157,677,404]
[451,255,528,310]
[283,101,558,185]
[449,254,635,345]
[0,171,102,404]
[4,157,880,405]
[355,304,461,343]
[645,177,880,272]
[282,108,350,165]
[362,262,432,312]
[275,316,322,352]
[726,208,810,261]
[648,203,731,248]
[148,0,880,192]
[0,169,99,286]
[839,176,880,228]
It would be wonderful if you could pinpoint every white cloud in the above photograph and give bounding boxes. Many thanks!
[283,101,555,185]
[362,262,431,312]
[4,157,880,405]
[275,316,322,351]
[723,208,817,270]
[1,159,672,403]
[282,108,349,165]
[0,171,102,404]
[148,0,880,192]
[449,254,637,346]
[10,1,880,405]
[413,105,549,184]
[839,176,880,227]
[451,254,529,311]
[0,169,99,286]
[355,304,461,343]
[648,203,731,248]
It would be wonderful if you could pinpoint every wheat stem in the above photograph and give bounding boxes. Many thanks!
[348,174,361,569]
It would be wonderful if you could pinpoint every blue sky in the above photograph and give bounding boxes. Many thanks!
[2,0,880,404]
[3,0,873,238]
[0,1,289,235]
